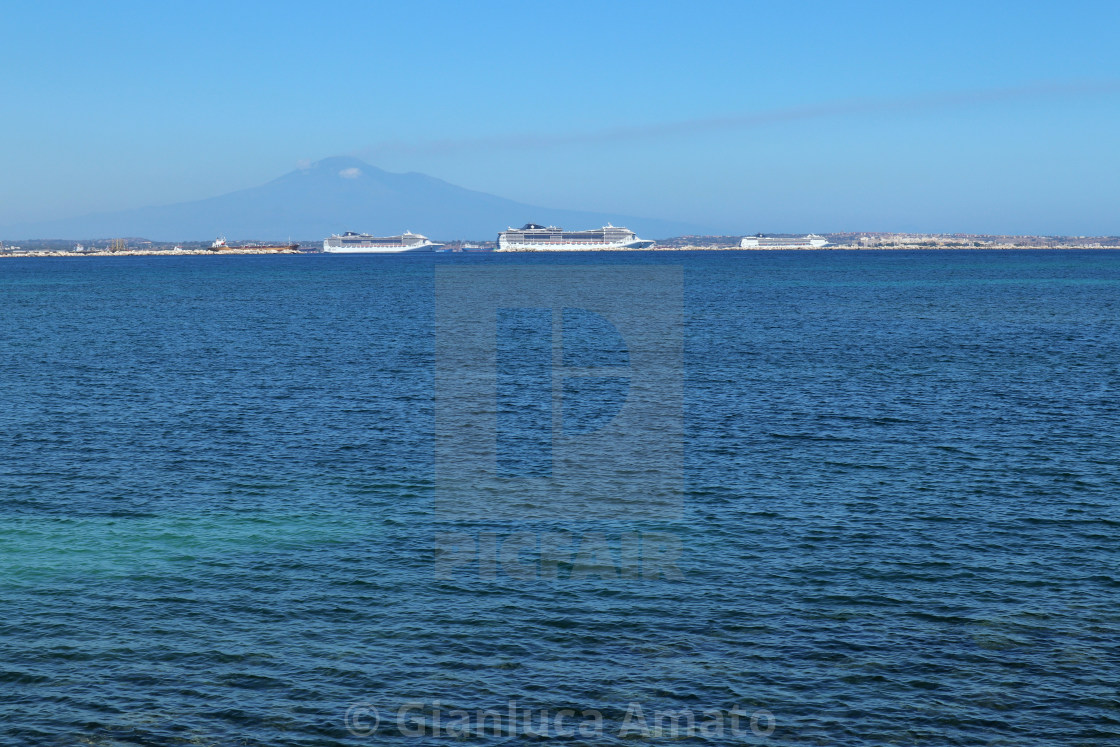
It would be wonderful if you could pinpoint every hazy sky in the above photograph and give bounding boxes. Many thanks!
[2,0,1119,234]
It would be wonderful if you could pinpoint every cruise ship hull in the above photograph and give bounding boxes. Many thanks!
[498,239,655,251]
[323,242,441,254]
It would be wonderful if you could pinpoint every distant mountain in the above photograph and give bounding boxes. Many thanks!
[1,157,699,241]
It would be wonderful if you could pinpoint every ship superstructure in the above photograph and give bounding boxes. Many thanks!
[740,234,829,248]
[323,231,442,253]
[497,223,654,251]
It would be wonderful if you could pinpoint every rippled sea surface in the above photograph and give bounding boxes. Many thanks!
[2,251,1119,746]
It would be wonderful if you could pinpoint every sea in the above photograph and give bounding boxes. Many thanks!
[1,250,1118,746]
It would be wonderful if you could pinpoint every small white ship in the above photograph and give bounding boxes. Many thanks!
[497,223,654,251]
[323,231,442,253]
[740,234,829,248]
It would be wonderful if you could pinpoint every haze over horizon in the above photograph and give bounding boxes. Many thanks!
[0,156,704,241]
[2,0,1119,236]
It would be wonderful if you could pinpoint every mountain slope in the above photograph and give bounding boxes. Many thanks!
[2,157,699,241]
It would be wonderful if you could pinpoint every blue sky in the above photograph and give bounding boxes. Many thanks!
[2,0,1118,234]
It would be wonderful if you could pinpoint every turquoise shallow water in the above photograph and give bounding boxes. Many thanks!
[1,251,1119,746]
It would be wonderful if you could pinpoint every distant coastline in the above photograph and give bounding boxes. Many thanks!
[0,248,301,259]
[3,244,1119,258]
[2,232,1118,258]
[499,242,1120,252]
[649,242,1120,251]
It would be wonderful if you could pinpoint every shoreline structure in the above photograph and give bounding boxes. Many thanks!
[0,247,301,259]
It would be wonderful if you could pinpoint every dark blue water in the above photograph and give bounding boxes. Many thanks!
[2,251,1118,746]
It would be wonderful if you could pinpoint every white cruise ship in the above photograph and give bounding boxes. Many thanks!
[323,231,442,253]
[740,234,829,249]
[497,223,655,251]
